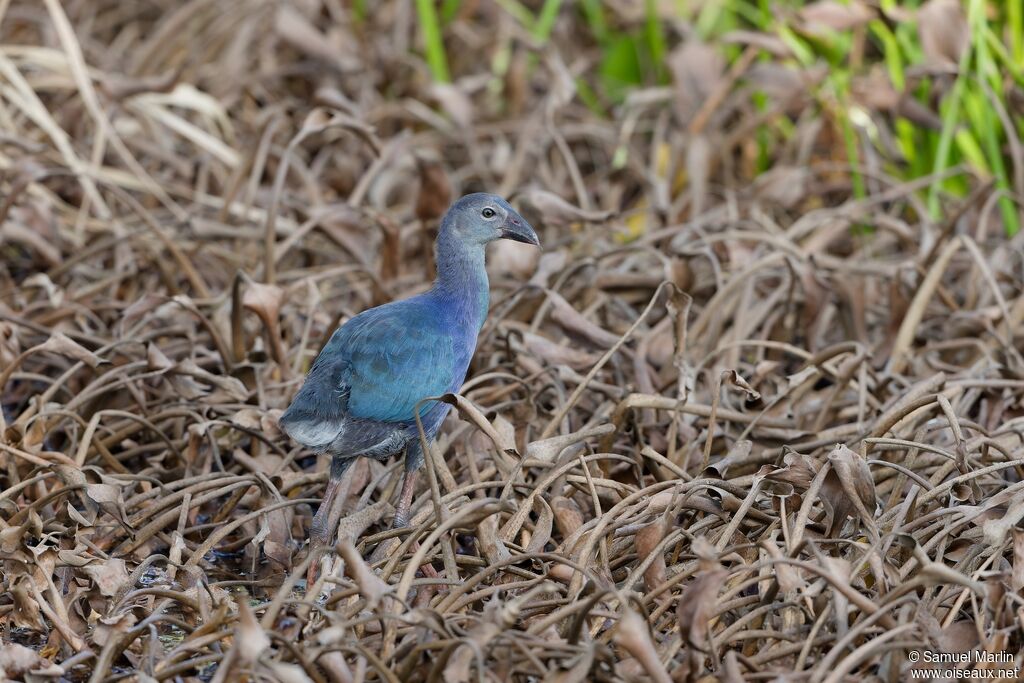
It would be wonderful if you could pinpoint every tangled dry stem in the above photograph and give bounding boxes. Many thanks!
[1,2,1023,682]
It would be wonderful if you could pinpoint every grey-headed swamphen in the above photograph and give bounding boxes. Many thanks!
[279,193,540,585]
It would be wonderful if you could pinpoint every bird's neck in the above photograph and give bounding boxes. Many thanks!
[433,228,490,329]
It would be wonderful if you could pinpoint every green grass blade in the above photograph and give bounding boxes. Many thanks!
[494,0,536,29]
[927,74,967,219]
[532,0,563,44]
[415,0,450,82]
[870,20,904,91]
[580,0,608,43]
[644,0,667,81]
[1010,0,1023,65]
[441,0,462,24]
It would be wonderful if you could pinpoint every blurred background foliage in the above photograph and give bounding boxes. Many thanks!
[2,2,1023,679]
[411,0,1022,234]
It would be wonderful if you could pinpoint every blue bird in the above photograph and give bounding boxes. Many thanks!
[279,193,540,584]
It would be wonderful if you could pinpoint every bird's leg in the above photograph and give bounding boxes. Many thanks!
[393,445,439,582]
[307,457,352,589]
[394,440,427,530]
[393,467,419,531]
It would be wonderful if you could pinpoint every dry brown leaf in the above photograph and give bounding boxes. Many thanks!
[10,578,46,631]
[235,598,270,665]
[635,518,668,591]
[918,0,969,67]
[338,538,389,610]
[613,607,671,683]
[0,642,63,679]
[524,496,554,554]
[37,332,104,368]
[522,189,614,226]
[545,289,622,348]
[800,0,873,33]
[551,496,584,543]
[669,39,724,124]
[520,331,600,370]
[83,558,130,597]
[676,538,727,651]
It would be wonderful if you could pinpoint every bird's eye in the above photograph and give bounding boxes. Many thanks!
[482,207,496,219]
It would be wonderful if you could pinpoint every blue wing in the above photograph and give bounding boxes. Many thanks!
[327,299,460,423]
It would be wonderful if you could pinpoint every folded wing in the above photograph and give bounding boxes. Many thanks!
[340,303,458,423]
[280,299,460,453]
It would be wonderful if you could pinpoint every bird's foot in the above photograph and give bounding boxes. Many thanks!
[392,510,409,530]
[305,523,334,592]
[305,545,326,592]
[305,474,346,594]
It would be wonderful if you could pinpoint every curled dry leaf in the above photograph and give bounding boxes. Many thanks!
[338,538,389,610]
[525,423,615,464]
[764,448,820,490]
[918,0,969,67]
[37,332,104,368]
[440,393,518,457]
[545,644,595,683]
[444,602,506,682]
[530,250,569,288]
[723,369,761,402]
[524,495,554,554]
[519,331,600,371]
[11,578,45,631]
[1012,529,1024,593]
[545,289,622,348]
[635,517,668,591]
[265,661,315,683]
[274,5,359,72]
[521,189,614,226]
[613,607,671,683]
[83,558,130,597]
[753,166,812,208]
[669,39,724,124]
[1,3,1020,680]
[85,483,132,531]
[430,82,475,130]
[235,598,270,665]
[175,359,249,401]
[490,238,541,280]
[821,444,877,537]
[477,512,512,566]
[4,209,62,267]
[799,0,874,33]
[676,538,727,651]
[551,495,584,543]
[983,496,1024,546]
[0,642,63,679]
[92,611,138,648]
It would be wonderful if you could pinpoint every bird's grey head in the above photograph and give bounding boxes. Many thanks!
[442,193,540,248]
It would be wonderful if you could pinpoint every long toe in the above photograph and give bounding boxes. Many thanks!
[305,526,332,592]
[306,554,321,592]
[305,469,349,593]
[305,537,329,593]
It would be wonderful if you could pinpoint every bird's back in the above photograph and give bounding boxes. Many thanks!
[279,291,475,456]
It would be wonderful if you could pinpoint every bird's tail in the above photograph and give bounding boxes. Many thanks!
[279,365,346,451]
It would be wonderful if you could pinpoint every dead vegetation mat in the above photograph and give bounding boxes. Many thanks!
[1,2,1024,682]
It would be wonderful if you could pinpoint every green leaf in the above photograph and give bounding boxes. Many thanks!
[600,34,643,102]
[644,0,668,82]
[533,0,563,44]
[415,0,450,82]
[870,20,905,91]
